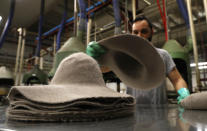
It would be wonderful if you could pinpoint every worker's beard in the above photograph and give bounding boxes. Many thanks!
[148,34,152,41]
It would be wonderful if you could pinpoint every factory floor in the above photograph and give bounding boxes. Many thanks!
[0,104,206,131]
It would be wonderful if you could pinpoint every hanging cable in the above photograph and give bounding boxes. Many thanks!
[156,0,168,41]
[176,0,190,28]
[74,0,78,36]
[186,0,201,91]
[56,0,68,51]
[0,0,15,49]
[112,0,122,35]
[78,0,87,31]
[196,1,207,87]
[35,0,45,57]
[87,0,92,44]
[125,0,128,33]
[77,0,87,41]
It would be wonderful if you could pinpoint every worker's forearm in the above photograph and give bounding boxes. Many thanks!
[168,68,188,93]
[174,79,188,93]
[100,66,111,73]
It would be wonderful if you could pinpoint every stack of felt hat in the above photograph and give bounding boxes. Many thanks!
[6,53,135,122]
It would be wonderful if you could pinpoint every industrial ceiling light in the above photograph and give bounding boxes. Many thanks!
[190,62,207,69]
[0,16,2,24]
[198,66,207,69]
[143,0,151,5]
[190,62,207,67]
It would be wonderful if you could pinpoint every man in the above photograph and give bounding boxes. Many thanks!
[86,16,190,104]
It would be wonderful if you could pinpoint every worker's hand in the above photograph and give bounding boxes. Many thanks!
[86,41,107,59]
[177,88,190,104]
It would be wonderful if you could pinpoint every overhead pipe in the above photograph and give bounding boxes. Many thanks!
[87,0,92,45]
[156,0,168,41]
[94,22,97,41]
[18,28,26,85]
[203,0,207,60]
[40,57,43,70]
[87,17,92,44]
[176,0,192,52]
[125,0,129,33]
[77,0,87,41]
[56,0,68,51]
[35,0,45,65]
[14,28,23,86]
[0,0,15,49]
[201,0,207,88]
[37,0,110,40]
[132,0,136,20]
[15,28,22,77]
[53,35,57,57]
[186,0,201,91]
[78,0,87,20]
[176,0,190,28]
[74,0,78,36]
[87,0,91,44]
[203,0,207,24]
[112,0,122,35]
[164,0,169,39]
[120,5,132,34]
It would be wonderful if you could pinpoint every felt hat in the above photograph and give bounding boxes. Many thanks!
[180,91,207,109]
[7,52,135,122]
[97,34,165,90]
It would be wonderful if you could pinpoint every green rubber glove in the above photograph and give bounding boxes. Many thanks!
[178,106,186,123]
[86,41,107,59]
[177,88,190,104]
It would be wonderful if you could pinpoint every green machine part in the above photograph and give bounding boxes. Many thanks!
[163,39,189,62]
[48,32,86,79]
[23,65,48,85]
[163,38,193,93]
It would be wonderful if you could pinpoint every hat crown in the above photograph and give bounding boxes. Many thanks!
[51,53,105,87]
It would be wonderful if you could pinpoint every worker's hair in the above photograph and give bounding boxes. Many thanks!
[132,16,153,41]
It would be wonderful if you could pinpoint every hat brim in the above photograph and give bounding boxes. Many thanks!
[98,34,165,90]
[9,85,134,104]
[7,85,135,121]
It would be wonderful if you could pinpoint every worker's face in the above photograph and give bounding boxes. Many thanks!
[132,20,153,41]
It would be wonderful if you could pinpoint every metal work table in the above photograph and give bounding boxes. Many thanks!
[0,104,207,131]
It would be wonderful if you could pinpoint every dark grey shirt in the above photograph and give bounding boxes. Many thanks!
[127,48,175,104]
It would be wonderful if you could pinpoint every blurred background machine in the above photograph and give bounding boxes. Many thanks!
[0,66,14,104]
[22,65,48,85]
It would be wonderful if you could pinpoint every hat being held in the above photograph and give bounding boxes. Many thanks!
[7,52,135,122]
[97,34,165,90]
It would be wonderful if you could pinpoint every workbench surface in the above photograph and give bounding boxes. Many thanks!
[0,104,206,131]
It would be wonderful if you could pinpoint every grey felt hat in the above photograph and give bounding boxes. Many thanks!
[7,52,135,122]
[97,34,165,90]
[180,92,207,109]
